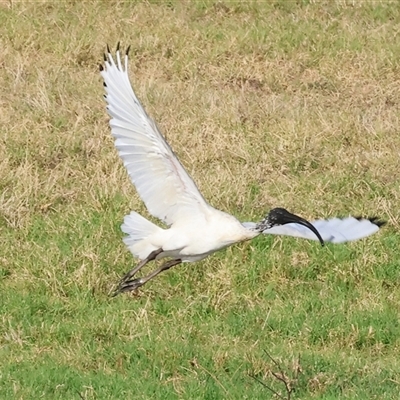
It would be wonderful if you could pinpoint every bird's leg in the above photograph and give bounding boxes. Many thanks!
[120,248,163,283]
[112,249,163,296]
[116,259,182,294]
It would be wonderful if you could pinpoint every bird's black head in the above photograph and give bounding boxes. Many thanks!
[256,207,325,246]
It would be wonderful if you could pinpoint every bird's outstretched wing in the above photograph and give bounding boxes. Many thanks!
[100,45,210,225]
[268,217,383,243]
[243,217,384,244]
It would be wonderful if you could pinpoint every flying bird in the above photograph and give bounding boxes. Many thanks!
[100,44,384,295]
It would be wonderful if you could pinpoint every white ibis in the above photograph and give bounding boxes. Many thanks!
[99,44,384,295]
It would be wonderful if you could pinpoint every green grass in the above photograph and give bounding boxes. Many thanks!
[1,1,400,399]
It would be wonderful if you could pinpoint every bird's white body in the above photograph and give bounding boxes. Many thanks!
[122,208,258,263]
[100,45,383,293]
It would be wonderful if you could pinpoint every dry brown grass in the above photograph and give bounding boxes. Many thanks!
[1,1,399,230]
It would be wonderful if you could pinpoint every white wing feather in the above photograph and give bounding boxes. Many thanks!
[243,217,381,244]
[101,48,210,225]
[267,217,381,243]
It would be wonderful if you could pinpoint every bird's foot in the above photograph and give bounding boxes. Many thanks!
[112,277,144,297]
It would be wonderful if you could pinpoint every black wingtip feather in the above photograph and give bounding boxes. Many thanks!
[355,216,387,228]
[107,44,111,54]
[103,82,107,87]
[126,45,131,56]
[99,64,104,71]
[369,218,386,227]
[116,41,120,52]
[103,53,107,62]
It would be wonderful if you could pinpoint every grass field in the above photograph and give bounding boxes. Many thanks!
[1,1,400,399]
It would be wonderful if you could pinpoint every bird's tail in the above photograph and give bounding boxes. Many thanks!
[121,211,161,259]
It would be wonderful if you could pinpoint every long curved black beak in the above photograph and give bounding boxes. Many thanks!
[268,208,325,246]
